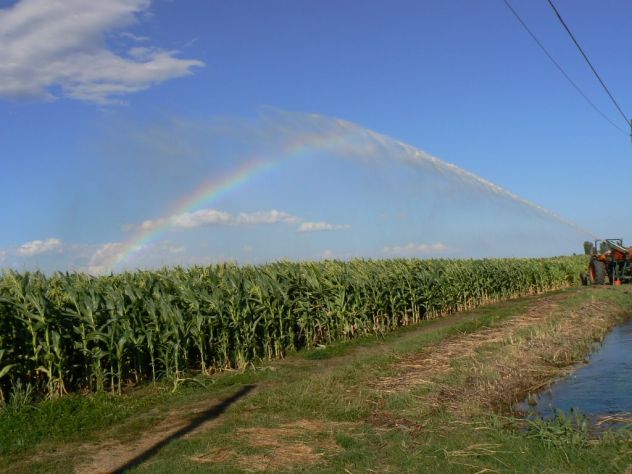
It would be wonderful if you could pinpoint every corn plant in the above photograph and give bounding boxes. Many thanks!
[0,256,587,400]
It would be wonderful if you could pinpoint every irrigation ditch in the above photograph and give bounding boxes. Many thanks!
[515,314,632,428]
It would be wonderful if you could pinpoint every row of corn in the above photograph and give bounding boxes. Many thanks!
[0,256,586,400]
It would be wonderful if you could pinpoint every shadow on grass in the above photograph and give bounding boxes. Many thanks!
[113,384,256,473]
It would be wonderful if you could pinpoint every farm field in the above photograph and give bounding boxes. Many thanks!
[0,257,586,401]
[2,280,631,472]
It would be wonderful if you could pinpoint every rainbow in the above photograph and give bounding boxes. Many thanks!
[106,113,593,272]
[106,130,343,272]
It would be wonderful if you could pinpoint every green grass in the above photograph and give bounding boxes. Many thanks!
[2,287,632,473]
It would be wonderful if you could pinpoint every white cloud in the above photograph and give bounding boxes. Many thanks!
[171,209,232,229]
[322,249,335,258]
[0,0,203,104]
[80,240,186,274]
[83,242,127,274]
[17,238,63,256]
[383,242,451,256]
[138,209,231,231]
[297,221,350,233]
[118,31,149,43]
[137,208,300,231]
[234,210,300,225]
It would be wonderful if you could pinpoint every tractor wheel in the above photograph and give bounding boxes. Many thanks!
[590,260,607,285]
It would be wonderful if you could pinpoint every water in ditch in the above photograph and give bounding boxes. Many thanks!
[515,317,632,425]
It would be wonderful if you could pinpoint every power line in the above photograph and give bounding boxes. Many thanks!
[546,0,630,127]
[502,0,627,135]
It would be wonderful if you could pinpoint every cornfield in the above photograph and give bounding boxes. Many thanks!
[0,256,586,400]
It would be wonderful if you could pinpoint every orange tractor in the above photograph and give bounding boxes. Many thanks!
[581,239,632,285]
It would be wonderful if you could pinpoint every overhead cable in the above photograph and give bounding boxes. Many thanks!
[546,0,629,129]
[502,0,627,135]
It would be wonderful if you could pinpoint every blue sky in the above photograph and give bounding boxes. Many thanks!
[1,0,631,273]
